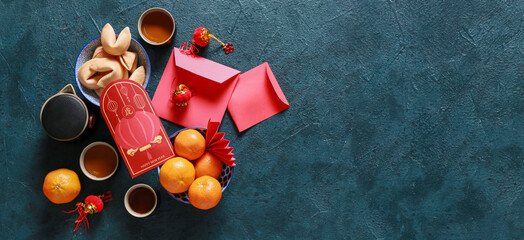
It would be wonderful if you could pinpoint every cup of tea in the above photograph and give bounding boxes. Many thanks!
[124,184,157,218]
[79,142,119,181]
[40,84,95,141]
[138,8,175,45]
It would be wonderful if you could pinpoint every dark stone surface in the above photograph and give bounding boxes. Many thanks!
[1,0,524,239]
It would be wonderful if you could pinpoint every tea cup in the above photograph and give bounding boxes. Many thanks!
[138,8,176,45]
[124,184,157,218]
[79,141,119,181]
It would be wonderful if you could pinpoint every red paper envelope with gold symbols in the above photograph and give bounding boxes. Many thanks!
[100,80,175,178]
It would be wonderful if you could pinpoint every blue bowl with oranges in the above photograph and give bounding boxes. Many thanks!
[157,127,234,204]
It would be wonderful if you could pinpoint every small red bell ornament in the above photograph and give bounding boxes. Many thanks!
[172,84,192,107]
[181,27,234,55]
[63,191,113,232]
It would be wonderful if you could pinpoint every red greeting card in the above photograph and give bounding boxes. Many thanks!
[100,80,175,178]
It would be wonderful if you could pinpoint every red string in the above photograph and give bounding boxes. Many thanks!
[223,43,234,54]
[63,203,90,233]
[101,191,113,202]
[62,192,111,233]
[179,42,199,55]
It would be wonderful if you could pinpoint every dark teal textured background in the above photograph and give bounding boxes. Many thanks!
[1,0,524,239]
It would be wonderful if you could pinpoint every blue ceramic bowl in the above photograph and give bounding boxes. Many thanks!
[157,127,235,204]
[74,37,151,106]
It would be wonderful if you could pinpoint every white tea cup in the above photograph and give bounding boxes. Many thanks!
[79,141,119,181]
[124,184,157,218]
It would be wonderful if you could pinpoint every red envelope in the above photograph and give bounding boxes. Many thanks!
[152,48,241,128]
[227,62,289,132]
[100,80,176,178]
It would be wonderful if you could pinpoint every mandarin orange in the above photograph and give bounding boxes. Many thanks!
[188,176,222,210]
[159,157,195,193]
[43,168,81,204]
[195,152,223,179]
[174,129,206,160]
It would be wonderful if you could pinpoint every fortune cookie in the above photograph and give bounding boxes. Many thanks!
[101,23,131,56]
[128,66,145,85]
[120,62,129,80]
[92,46,113,59]
[92,47,130,80]
[95,87,104,97]
[78,58,126,89]
[119,51,138,72]
[78,60,105,90]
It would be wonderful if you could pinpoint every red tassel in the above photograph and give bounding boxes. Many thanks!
[63,203,90,233]
[182,27,234,55]
[179,42,199,55]
[100,191,113,202]
[62,191,113,233]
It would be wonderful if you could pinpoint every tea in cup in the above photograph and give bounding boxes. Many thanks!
[124,184,157,217]
[138,8,175,45]
[80,142,119,181]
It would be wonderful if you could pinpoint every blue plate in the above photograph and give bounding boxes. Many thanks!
[157,127,235,204]
[74,37,151,106]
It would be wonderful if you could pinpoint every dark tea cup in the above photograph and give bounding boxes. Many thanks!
[124,184,157,218]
